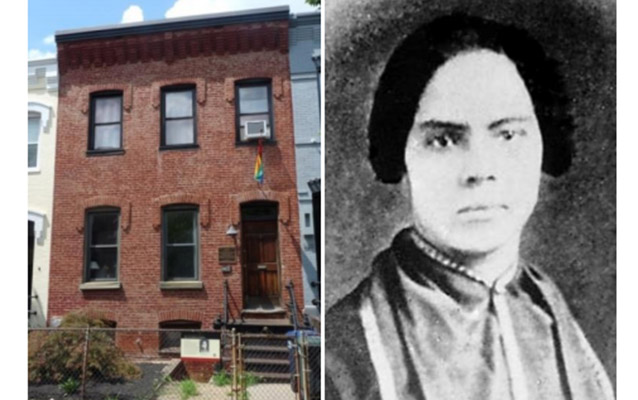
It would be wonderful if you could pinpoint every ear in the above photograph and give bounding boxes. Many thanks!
[399,173,411,200]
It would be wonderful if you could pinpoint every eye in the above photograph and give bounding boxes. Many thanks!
[498,128,526,141]
[425,132,460,149]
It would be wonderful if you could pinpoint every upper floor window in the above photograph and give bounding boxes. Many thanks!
[89,92,122,152]
[85,208,120,282]
[236,81,273,143]
[28,113,40,169]
[162,205,199,281]
[161,86,197,149]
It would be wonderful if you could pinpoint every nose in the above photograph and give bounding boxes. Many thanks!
[460,133,497,187]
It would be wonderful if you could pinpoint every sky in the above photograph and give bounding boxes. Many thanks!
[28,0,318,60]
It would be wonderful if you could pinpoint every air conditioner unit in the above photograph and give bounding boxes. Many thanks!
[244,120,270,139]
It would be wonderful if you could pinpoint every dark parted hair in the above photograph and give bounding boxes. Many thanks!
[368,13,574,183]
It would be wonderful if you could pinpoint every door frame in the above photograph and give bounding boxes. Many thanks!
[240,201,281,308]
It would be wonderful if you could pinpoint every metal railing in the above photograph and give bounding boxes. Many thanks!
[285,280,300,331]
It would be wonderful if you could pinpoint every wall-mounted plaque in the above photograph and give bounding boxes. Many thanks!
[181,337,220,360]
[219,247,236,263]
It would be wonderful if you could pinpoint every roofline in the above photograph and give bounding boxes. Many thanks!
[56,6,290,43]
[28,57,57,66]
[290,11,320,27]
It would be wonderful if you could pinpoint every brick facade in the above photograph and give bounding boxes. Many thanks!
[48,13,303,335]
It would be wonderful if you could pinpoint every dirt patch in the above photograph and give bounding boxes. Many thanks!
[28,362,172,400]
[156,381,296,400]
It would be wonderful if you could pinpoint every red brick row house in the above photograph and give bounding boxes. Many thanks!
[48,6,304,351]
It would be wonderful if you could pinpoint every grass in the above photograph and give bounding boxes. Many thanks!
[212,369,232,386]
[179,379,198,400]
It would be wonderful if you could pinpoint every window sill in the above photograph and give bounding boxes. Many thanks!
[86,149,125,157]
[79,281,122,290]
[160,281,203,290]
[235,139,277,147]
[28,168,41,174]
[159,144,199,151]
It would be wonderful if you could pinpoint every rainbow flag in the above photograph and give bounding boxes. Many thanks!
[254,138,264,184]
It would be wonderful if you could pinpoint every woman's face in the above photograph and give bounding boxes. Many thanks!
[404,49,543,256]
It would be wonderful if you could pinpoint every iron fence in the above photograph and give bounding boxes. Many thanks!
[28,327,320,400]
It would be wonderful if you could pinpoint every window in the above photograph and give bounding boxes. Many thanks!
[159,320,201,353]
[85,208,120,282]
[162,205,199,281]
[236,81,273,142]
[28,113,40,169]
[161,86,196,148]
[89,92,123,151]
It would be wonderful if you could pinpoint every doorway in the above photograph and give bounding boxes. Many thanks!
[241,202,280,311]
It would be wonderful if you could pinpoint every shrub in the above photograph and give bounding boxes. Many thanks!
[179,379,198,400]
[28,311,141,384]
[212,369,231,386]
[243,372,261,387]
[58,377,80,395]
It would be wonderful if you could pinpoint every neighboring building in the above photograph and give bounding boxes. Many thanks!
[288,12,320,318]
[28,57,58,328]
[48,6,303,352]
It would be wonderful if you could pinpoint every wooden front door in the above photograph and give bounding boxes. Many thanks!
[242,214,280,306]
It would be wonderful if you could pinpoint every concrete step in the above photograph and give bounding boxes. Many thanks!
[251,371,291,383]
[245,357,289,366]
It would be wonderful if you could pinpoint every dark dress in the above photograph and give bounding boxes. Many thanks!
[326,228,614,400]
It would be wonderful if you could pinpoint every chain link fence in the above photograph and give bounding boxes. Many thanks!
[28,327,320,400]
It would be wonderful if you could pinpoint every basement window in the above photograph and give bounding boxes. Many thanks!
[159,320,201,353]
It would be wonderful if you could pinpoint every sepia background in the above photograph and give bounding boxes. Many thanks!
[325,0,616,386]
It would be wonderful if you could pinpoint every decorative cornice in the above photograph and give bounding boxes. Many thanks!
[57,21,289,75]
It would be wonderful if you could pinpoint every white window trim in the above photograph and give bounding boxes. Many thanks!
[28,102,52,173]
[28,210,46,242]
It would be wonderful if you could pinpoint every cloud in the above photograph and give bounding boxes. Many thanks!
[29,49,56,60]
[43,35,55,45]
[165,0,232,18]
[121,5,144,23]
[164,0,317,19]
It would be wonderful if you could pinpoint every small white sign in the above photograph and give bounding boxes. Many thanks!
[180,337,220,359]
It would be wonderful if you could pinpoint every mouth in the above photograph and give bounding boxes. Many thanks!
[457,204,508,220]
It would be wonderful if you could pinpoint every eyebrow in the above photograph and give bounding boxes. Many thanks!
[487,116,533,130]
[417,117,532,131]
[417,120,469,131]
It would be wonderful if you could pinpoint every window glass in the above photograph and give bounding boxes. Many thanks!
[95,97,122,124]
[165,120,194,145]
[165,91,193,118]
[91,93,122,151]
[86,210,119,281]
[163,207,198,280]
[28,116,40,168]
[165,247,196,279]
[166,210,196,244]
[28,117,40,142]
[239,86,268,113]
[237,83,272,142]
[91,213,118,244]
[162,87,196,147]
[94,125,122,149]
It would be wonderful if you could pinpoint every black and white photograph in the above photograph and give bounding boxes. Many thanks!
[325,0,616,399]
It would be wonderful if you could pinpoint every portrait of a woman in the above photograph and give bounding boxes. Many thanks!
[326,11,615,400]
